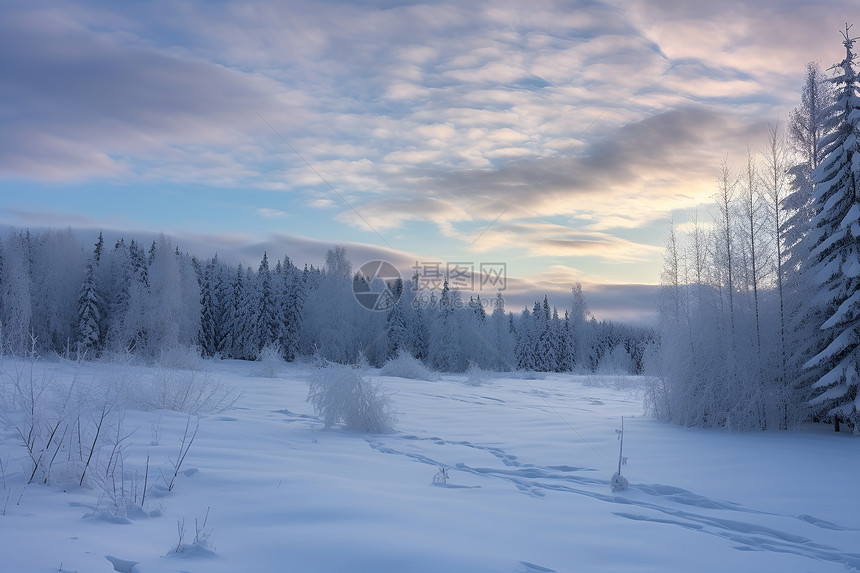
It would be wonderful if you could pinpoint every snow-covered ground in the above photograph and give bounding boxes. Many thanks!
[1,358,858,572]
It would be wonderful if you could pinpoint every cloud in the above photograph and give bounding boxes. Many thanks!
[257,208,288,219]
[0,207,122,229]
[0,4,287,183]
[339,106,765,239]
[2,0,852,300]
[307,198,336,209]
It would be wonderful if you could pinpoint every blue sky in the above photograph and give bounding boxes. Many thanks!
[0,0,854,322]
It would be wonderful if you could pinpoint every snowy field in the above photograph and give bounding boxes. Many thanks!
[1,358,859,573]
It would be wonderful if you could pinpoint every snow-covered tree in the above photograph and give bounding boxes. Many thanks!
[0,232,33,355]
[489,292,514,371]
[76,235,105,356]
[199,256,221,356]
[803,27,860,431]
[428,279,461,372]
[569,283,591,371]
[253,252,281,353]
[515,306,536,371]
[140,234,199,357]
[784,63,838,410]
[223,264,244,358]
[304,247,360,364]
[279,256,305,361]
[29,229,84,353]
[385,279,407,359]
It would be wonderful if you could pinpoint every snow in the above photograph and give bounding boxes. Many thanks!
[2,358,859,573]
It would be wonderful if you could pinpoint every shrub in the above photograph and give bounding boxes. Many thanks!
[380,349,435,381]
[256,344,283,378]
[464,360,489,386]
[131,369,238,414]
[306,365,396,433]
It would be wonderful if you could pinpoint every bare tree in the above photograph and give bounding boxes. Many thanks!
[739,145,768,352]
[760,122,791,427]
[714,158,737,333]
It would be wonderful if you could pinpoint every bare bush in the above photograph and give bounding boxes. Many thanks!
[171,506,216,557]
[163,414,199,492]
[0,358,139,495]
[131,369,238,414]
[307,365,397,433]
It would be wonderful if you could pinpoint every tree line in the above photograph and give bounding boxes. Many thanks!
[0,231,654,374]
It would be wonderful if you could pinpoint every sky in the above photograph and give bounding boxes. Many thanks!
[0,0,855,323]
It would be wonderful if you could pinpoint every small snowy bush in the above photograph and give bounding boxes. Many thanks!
[464,360,489,386]
[380,350,435,381]
[256,344,284,378]
[610,471,629,492]
[306,365,397,433]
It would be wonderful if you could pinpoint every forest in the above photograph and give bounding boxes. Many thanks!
[0,229,655,376]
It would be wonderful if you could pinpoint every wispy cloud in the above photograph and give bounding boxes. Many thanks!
[257,207,288,219]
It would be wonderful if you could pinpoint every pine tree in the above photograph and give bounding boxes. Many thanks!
[119,239,150,353]
[236,265,257,359]
[280,257,305,361]
[211,258,231,356]
[515,306,536,371]
[490,292,513,370]
[385,279,407,359]
[548,307,562,372]
[102,238,129,351]
[558,311,573,372]
[253,252,281,353]
[784,63,838,421]
[199,256,218,356]
[535,296,557,372]
[75,236,104,356]
[226,264,246,359]
[409,290,429,361]
[569,283,590,371]
[430,279,461,371]
[804,26,860,431]
[93,231,104,265]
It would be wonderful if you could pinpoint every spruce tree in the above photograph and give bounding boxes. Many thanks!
[226,264,246,359]
[75,237,104,356]
[385,279,407,359]
[431,279,461,371]
[804,26,860,431]
[516,307,536,371]
[280,258,305,361]
[199,257,218,356]
[254,252,281,353]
